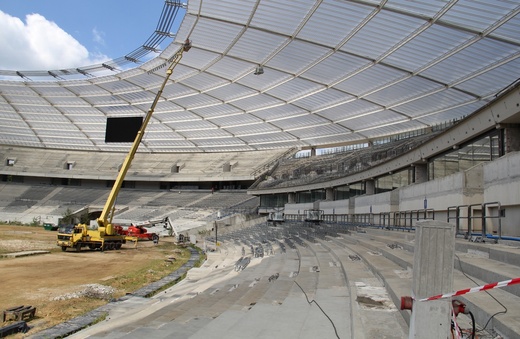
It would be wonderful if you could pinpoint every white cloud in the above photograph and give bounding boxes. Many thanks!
[92,27,106,45]
[0,10,110,70]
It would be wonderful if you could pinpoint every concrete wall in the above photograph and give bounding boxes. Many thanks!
[135,182,161,190]
[283,154,520,236]
[319,199,349,214]
[400,173,465,211]
[285,172,474,217]
[0,145,285,182]
[178,214,265,243]
[483,151,520,236]
[284,202,314,215]
[483,152,520,205]
[353,190,398,214]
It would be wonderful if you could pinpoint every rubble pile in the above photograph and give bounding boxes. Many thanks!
[52,284,117,301]
[0,239,55,252]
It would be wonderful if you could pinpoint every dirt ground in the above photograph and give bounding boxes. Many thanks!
[0,225,192,338]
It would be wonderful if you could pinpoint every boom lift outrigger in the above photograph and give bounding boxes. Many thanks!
[57,40,192,252]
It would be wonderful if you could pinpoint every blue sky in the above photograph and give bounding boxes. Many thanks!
[0,1,184,71]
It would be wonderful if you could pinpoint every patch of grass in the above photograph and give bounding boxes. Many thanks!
[12,298,108,339]
[1,224,203,338]
[102,245,192,295]
[150,272,187,297]
[0,224,57,255]
[90,311,109,325]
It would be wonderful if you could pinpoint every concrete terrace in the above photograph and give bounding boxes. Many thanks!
[29,222,520,339]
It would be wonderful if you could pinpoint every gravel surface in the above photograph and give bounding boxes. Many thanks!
[51,284,118,301]
[0,239,55,252]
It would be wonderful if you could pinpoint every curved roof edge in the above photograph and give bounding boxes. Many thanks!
[248,82,520,195]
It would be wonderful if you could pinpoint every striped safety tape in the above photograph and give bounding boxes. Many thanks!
[419,277,520,302]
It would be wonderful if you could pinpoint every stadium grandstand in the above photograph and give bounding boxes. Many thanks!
[2,1,520,338]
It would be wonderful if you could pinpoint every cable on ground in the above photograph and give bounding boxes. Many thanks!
[294,280,340,339]
[455,254,507,333]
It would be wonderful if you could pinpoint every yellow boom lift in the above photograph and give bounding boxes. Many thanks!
[57,40,192,252]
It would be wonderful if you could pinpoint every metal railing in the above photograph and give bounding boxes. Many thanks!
[448,201,502,240]
[394,209,435,231]
[268,202,506,241]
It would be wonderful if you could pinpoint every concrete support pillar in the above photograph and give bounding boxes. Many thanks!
[504,125,520,153]
[409,220,455,339]
[348,197,355,215]
[365,179,375,195]
[414,164,428,184]
[288,193,296,204]
[310,147,316,157]
[325,187,334,201]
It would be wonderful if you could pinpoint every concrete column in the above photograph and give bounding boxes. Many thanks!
[409,220,455,339]
[288,193,296,204]
[310,147,316,157]
[365,179,375,195]
[348,197,355,215]
[325,187,334,201]
[414,164,428,183]
[504,125,520,153]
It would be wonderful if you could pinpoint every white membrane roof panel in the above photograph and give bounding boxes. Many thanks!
[382,25,474,73]
[206,57,257,82]
[333,64,410,97]
[416,101,483,125]
[187,18,244,55]
[293,88,355,112]
[393,88,478,119]
[290,123,350,139]
[420,38,520,85]
[206,83,258,103]
[267,40,331,75]
[317,100,383,123]
[301,52,372,86]
[359,120,427,139]
[0,0,518,152]
[209,114,263,128]
[340,9,426,61]
[271,114,330,131]
[456,58,520,97]
[227,28,289,64]
[265,77,324,103]
[440,0,519,33]
[297,0,375,46]
[250,1,315,35]
[191,104,244,119]
[339,110,408,132]
[251,105,309,122]
[21,113,71,123]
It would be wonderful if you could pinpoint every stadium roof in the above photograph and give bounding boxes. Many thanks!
[0,0,519,153]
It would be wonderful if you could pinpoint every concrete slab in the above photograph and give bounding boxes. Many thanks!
[0,250,50,258]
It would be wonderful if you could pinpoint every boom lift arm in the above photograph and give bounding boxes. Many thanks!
[96,39,192,236]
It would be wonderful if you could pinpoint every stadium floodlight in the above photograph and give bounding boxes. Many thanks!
[254,65,264,75]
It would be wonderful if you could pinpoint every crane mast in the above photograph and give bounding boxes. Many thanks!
[97,40,192,236]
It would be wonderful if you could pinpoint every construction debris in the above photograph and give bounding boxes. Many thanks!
[51,284,117,301]
[3,305,36,322]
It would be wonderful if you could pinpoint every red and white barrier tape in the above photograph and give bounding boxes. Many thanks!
[419,277,520,302]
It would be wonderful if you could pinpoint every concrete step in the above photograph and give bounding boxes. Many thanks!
[328,236,414,324]
[343,230,520,339]
[317,238,409,339]
[356,229,520,299]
